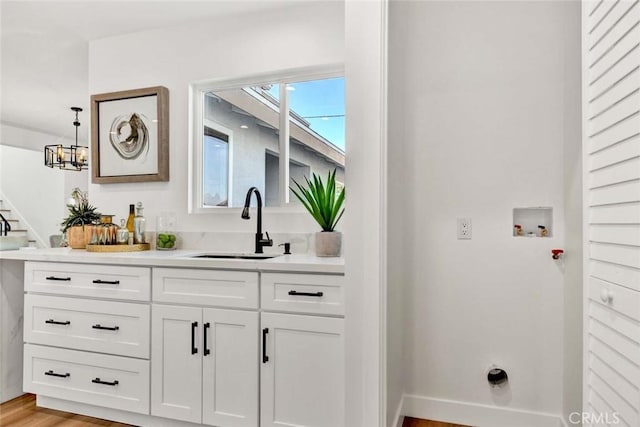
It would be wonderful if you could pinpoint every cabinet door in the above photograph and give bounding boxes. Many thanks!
[202,309,258,427]
[151,304,203,423]
[261,312,344,427]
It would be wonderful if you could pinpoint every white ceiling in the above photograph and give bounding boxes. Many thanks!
[0,0,309,142]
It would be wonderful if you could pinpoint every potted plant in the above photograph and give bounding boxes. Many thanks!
[61,188,101,249]
[291,169,345,257]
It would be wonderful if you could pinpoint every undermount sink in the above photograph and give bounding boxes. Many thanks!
[192,253,280,260]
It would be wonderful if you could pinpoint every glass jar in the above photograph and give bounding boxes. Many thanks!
[99,215,116,245]
[117,219,130,245]
[156,212,177,250]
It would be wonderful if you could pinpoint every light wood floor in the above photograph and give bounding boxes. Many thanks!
[0,394,467,427]
[0,394,132,426]
[403,417,469,427]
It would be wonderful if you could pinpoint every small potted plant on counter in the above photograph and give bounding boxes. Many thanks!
[291,169,345,257]
[61,188,101,249]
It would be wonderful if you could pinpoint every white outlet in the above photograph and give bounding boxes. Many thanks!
[457,218,472,239]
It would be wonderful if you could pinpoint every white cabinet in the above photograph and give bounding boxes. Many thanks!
[22,262,344,427]
[151,304,258,427]
[25,262,151,301]
[260,312,344,427]
[259,271,345,427]
[153,268,259,309]
[24,344,149,415]
[25,294,150,358]
[23,261,152,415]
[151,268,260,427]
[202,308,259,427]
[261,273,344,316]
[150,304,202,423]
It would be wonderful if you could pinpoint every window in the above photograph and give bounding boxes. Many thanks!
[189,67,345,212]
[202,124,230,207]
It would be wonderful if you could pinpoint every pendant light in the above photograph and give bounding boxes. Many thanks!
[44,107,88,171]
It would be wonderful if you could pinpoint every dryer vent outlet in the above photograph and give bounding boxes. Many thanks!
[487,367,508,388]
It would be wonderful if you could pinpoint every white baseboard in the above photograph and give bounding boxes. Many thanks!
[401,394,564,427]
[37,396,202,427]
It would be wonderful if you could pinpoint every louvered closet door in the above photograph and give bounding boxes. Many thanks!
[583,1,640,426]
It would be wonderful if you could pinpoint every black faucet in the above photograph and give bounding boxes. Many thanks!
[241,187,273,254]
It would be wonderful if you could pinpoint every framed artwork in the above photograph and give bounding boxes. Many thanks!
[91,86,169,183]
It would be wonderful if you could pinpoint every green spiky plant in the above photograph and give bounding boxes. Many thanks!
[61,188,101,232]
[290,169,345,232]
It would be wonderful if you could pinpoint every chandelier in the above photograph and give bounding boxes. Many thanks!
[44,107,88,171]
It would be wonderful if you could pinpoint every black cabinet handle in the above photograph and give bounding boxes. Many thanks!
[92,324,119,331]
[45,319,70,326]
[92,377,119,386]
[262,328,269,363]
[203,322,210,356]
[46,276,71,281]
[288,290,324,297]
[92,279,120,285]
[45,370,70,378]
[191,321,198,355]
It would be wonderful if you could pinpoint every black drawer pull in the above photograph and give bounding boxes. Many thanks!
[45,370,70,378]
[203,322,211,356]
[92,279,120,285]
[262,328,269,363]
[191,321,198,355]
[288,290,324,297]
[92,377,119,386]
[92,324,119,331]
[45,319,70,326]
[46,276,71,281]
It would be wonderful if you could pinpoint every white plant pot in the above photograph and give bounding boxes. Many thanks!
[315,231,342,257]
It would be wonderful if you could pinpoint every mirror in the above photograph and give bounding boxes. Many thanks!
[190,69,345,211]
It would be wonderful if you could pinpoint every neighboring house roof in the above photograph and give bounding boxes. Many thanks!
[213,88,345,168]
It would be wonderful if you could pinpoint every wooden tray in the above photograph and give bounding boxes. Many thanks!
[86,243,150,253]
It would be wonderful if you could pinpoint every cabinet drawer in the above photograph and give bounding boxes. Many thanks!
[25,295,150,358]
[261,273,344,316]
[24,344,149,414]
[153,268,258,309]
[25,262,151,301]
[588,277,640,322]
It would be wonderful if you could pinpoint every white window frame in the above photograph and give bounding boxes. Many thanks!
[188,64,344,213]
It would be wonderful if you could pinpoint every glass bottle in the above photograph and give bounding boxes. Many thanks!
[117,219,130,245]
[133,202,146,244]
[126,204,135,234]
[156,212,177,250]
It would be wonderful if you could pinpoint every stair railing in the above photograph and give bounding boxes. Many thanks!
[0,213,11,236]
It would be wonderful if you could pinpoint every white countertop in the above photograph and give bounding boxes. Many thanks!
[0,248,344,274]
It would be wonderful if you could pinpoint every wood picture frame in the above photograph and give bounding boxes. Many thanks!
[91,86,169,183]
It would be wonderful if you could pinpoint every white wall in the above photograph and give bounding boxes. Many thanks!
[389,1,581,424]
[88,2,344,234]
[0,144,69,245]
[344,1,388,426]
[387,1,407,422]
[0,125,89,244]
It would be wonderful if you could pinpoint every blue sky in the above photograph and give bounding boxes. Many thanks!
[268,77,345,151]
